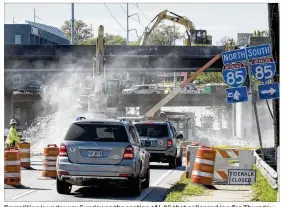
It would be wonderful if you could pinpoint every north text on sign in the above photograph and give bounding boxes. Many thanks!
[222,50,247,64]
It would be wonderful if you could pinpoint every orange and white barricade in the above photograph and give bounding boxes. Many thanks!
[4,149,21,186]
[19,141,31,168]
[185,145,255,184]
[191,146,216,185]
[42,144,59,178]
[214,148,255,182]
[185,145,200,178]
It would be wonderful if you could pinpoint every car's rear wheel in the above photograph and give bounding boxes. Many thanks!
[176,155,183,167]
[56,176,72,195]
[142,167,150,188]
[128,177,142,196]
[169,157,177,169]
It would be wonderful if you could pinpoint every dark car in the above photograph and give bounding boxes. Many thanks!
[134,121,183,168]
[18,82,40,93]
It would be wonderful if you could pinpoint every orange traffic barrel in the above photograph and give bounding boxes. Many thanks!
[19,141,31,168]
[4,149,21,186]
[191,146,216,186]
[42,144,59,178]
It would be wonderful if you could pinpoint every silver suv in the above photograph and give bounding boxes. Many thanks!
[134,121,183,168]
[56,119,150,196]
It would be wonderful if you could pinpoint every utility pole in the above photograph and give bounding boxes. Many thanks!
[126,3,129,44]
[33,9,36,22]
[71,3,75,45]
[173,22,176,89]
[268,3,279,160]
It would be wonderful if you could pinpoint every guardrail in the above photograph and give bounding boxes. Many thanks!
[254,150,278,190]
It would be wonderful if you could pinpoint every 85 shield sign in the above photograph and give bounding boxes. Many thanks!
[222,63,247,87]
[251,57,276,82]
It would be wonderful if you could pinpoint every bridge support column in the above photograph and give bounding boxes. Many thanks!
[4,91,13,129]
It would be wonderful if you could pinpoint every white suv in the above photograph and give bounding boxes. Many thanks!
[122,85,159,94]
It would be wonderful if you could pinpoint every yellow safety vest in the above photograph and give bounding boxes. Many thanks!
[6,127,20,144]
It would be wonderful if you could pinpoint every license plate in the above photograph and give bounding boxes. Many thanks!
[88,150,102,158]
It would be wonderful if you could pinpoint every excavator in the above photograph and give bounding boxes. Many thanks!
[89,25,220,121]
[140,10,212,46]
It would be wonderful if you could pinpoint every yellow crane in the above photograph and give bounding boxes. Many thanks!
[140,10,212,46]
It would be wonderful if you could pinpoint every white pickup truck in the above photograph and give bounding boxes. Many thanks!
[122,85,160,94]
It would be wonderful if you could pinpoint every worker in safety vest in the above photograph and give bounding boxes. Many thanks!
[167,86,172,94]
[6,119,22,148]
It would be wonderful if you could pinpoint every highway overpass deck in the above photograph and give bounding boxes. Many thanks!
[5,45,225,73]
[12,92,227,107]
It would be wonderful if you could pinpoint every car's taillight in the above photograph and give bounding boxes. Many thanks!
[58,171,69,175]
[123,145,134,159]
[167,139,173,148]
[59,143,68,157]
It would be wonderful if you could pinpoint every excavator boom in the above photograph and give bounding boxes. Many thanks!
[140,10,196,46]
[144,54,221,119]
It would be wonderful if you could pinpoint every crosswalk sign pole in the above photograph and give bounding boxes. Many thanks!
[246,61,265,160]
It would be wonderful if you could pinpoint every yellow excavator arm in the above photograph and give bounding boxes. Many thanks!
[140,10,196,46]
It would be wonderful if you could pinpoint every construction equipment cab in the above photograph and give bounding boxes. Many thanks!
[140,10,212,46]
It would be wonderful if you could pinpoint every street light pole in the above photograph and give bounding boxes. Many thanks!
[268,3,279,160]
[71,3,75,45]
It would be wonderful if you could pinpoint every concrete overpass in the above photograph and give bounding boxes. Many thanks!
[5,45,224,73]
[4,44,225,127]
[12,92,226,107]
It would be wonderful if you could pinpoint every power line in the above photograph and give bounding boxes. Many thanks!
[134,4,151,22]
[104,4,126,31]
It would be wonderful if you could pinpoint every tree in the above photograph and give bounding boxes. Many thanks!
[148,24,183,46]
[104,33,126,45]
[253,30,269,37]
[79,38,96,45]
[196,72,224,84]
[61,20,91,43]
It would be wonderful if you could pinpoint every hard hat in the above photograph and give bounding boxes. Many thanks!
[10,119,17,125]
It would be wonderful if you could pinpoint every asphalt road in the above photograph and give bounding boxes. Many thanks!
[5,156,185,202]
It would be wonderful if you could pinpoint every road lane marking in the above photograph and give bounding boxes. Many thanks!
[135,159,186,202]
[6,190,36,201]
[135,169,174,201]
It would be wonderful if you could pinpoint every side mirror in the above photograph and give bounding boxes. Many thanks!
[176,134,183,139]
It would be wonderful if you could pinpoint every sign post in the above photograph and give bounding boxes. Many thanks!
[246,61,265,160]
[221,43,279,161]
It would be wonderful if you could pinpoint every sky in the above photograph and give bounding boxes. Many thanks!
[4,3,269,45]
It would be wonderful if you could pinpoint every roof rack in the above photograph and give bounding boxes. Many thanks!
[76,117,86,121]
[119,119,132,124]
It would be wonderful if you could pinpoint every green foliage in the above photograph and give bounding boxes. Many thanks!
[196,72,224,84]
[105,33,126,45]
[253,30,269,37]
[251,165,277,201]
[61,20,91,43]
[149,24,183,46]
[165,173,205,202]
[78,38,96,45]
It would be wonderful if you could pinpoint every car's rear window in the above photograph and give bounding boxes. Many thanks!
[64,123,128,142]
[134,124,168,138]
